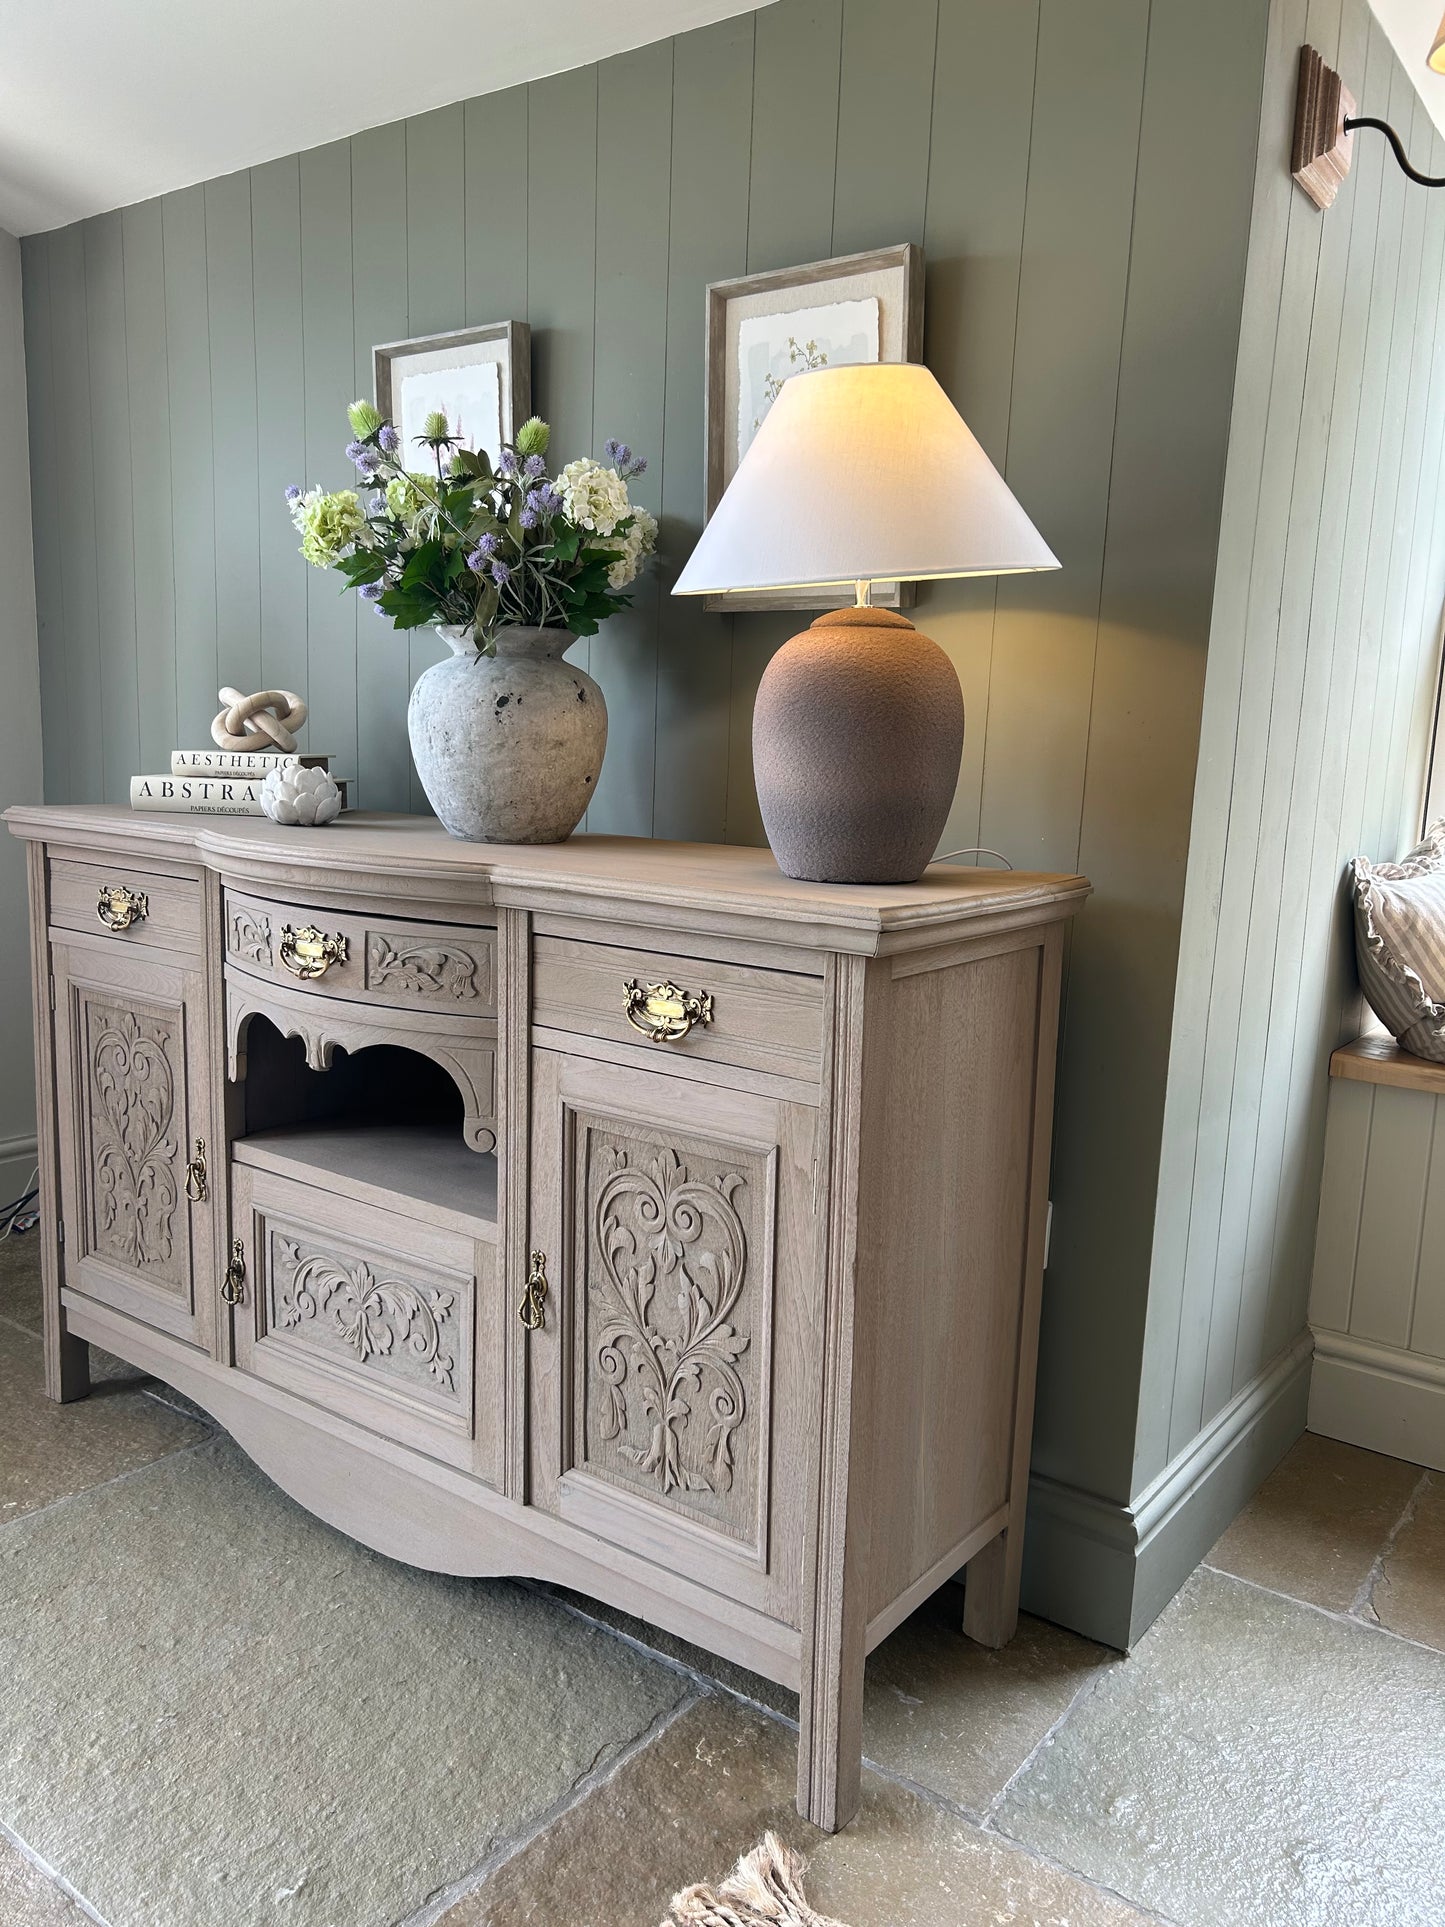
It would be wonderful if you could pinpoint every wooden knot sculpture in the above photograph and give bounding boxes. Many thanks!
[211,687,308,753]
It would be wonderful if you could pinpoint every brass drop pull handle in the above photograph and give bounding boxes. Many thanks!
[279,923,348,980]
[219,1238,246,1306]
[184,1139,208,1203]
[623,977,715,1044]
[97,884,148,932]
[519,1250,548,1331]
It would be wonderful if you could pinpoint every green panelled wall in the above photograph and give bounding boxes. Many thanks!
[1136,0,1445,1595]
[22,0,1274,1641]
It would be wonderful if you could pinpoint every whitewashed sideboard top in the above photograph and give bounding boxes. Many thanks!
[5,806,1089,956]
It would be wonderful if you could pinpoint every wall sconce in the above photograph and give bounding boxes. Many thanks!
[1292,43,1445,210]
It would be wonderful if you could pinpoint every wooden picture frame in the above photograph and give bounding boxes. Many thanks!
[374,321,531,468]
[703,243,924,613]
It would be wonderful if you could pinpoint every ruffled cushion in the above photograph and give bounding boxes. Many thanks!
[1352,822,1445,1061]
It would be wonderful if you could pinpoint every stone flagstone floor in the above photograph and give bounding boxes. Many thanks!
[2,1229,1443,1926]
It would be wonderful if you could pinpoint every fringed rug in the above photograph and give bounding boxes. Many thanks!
[661,1833,847,1927]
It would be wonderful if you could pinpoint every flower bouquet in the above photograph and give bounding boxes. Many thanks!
[285,403,658,843]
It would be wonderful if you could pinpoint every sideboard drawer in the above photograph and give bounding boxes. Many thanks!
[49,855,203,955]
[224,888,497,1018]
[532,934,825,1087]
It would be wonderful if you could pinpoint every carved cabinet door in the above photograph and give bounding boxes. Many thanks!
[50,939,216,1352]
[526,1050,822,1627]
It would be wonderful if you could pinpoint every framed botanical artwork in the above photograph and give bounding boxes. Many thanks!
[374,321,531,470]
[703,243,924,611]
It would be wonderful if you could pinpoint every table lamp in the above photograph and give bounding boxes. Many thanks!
[672,362,1059,883]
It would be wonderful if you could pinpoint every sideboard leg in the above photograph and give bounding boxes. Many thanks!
[963,1526,1021,1649]
[45,1320,91,1404]
[797,1634,865,1832]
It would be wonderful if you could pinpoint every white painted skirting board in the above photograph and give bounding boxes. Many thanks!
[1309,1329,1445,1473]
[1021,1332,1313,1649]
[0,1132,37,1206]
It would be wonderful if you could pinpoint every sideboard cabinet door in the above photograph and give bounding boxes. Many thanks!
[49,938,215,1351]
[527,1050,820,1626]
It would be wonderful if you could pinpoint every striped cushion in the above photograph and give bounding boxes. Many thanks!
[1352,822,1445,1061]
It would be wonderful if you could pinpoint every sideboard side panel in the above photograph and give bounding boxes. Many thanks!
[858,932,1051,1626]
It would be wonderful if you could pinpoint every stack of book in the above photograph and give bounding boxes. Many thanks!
[130,748,347,816]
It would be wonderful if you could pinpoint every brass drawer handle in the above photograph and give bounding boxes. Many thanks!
[519,1250,548,1331]
[97,883,148,932]
[623,977,714,1044]
[219,1238,246,1306]
[184,1139,208,1203]
[279,923,348,980]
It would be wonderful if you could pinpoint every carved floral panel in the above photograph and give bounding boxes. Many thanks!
[578,1124,769,1538]
[267,1227,470,1411]
[364,932,489,1003]
[81,997,184,1290]
[228,903,273,967]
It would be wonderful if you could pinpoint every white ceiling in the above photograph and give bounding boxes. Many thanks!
[1369,0,1445,134]
[0,0,772,237]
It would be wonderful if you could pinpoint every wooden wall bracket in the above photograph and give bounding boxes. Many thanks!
[1292,44,1356,210]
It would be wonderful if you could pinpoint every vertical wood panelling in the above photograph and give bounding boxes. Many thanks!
[1140,0,1445,1491]
[351,122,411,813]
[250,158,309,735]
[587,43,673,837]
[299,143,356,783]
[979,0,1149,877]
[121,201,177,777]
[48,224,102,802]
[1306,1075,1373,1334]
[82,212,139,804]
[1350,1086,1435,1347]
[205,172,262,715]
[1038,0,1267,1498]
[831,0,937,256]
[921,0,1038,863]
[1411,1106,1445,1359]
[464,90,528,328]
[651,15,754,842]
[162,186,217,752]
[20,233,67,802]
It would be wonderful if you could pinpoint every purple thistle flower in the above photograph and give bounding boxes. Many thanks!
[497,448,519,477]
[604,438,625,465]
[604,438,647,480]
[377,422,400,454]
[522,453,547,479]
[519,506,538,529]
[466,532,501,572]
[529,484,562,517]
[491,560,511,586]
[284,484,302,504]
[359,581,384,601]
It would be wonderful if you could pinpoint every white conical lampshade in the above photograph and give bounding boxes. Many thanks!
[673,361,1058,596]
[1432,8,1445,72]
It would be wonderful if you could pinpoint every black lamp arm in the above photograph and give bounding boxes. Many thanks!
[1343,115,1445,188]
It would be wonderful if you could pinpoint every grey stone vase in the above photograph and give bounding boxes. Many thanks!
[408,625,608,843]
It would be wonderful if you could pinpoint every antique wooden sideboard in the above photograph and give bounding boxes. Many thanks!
[6,805,1087,1829]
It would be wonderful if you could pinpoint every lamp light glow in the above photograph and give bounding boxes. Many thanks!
[1432,11,1445,73]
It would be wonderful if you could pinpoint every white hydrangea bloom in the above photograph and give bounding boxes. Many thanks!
[606,507,659,591]
[556,457,631,538]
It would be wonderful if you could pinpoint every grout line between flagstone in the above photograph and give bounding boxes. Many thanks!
[1200,1557,1445,1659]
[0,1817,113,1927]
[1346,1468,1433,1622]
[390,1690,703,1927]
[532,1586,1184,1926]
[978,1650,1122,1829]
[0,1434,218,1533]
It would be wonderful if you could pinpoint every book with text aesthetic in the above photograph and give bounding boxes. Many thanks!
[130,775,349,816]
[170,749,332,778]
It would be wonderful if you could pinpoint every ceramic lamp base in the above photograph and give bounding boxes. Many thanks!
[752,606,964,884]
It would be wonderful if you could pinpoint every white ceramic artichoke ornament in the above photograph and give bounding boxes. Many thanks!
[259,764,342,827]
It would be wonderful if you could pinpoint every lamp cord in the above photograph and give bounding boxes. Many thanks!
[936,847,1014,870]
[1343,116,1445,188]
